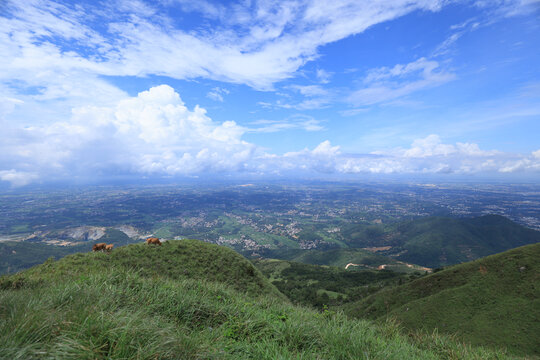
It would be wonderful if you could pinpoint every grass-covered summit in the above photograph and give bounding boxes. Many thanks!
[344,242,540,357]
[0,240,520,359]
[2,239,283,298]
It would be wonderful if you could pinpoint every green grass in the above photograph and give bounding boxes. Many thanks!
[344,243,540,357]
[4,240,283,298]
[0,240,515,359]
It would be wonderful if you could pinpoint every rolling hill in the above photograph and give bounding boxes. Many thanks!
[389,215,540,267]
[253,258,416,309]
[252,247,430,273]
[342,215,540,268]
[0,239,512,359]
[344,243,540,357]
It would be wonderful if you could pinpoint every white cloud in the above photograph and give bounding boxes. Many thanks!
[272,135,539,176]
[316,69,332,84]
[0,170,38,187]
[265,84,333,110]
[396,134,497,158]
[282,140,342,173]
[248,115,324,133]
[348,58,455,106]
[289,85,328,97]
[1,0,454,96]
[403,134,457,157]
[0,85,256,181]
[206,87,230,102]
[339,108,369,117]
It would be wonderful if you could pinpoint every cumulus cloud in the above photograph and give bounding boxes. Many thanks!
[0,85,256,183]
[271,135,540,176]
[399,134,498,158]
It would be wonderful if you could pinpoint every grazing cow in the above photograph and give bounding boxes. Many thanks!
[105,244,114,252]
[146,237,162,246]
[92,243,107,251]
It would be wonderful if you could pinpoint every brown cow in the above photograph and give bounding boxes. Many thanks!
[146,237,162,246]
[92,243,107,251]
[105,244,114,252]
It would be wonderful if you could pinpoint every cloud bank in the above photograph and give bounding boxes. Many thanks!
[3,85,538,186]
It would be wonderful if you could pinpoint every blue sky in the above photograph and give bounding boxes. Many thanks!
[1,0,539,186]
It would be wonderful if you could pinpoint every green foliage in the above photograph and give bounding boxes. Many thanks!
[340,223,386,246]
[253,258,410,309]
[390,215,540,267]
[256,247,421,272]
[0,240,512,359]
[344,243,540,357]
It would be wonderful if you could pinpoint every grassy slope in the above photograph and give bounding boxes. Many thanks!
[0,240,512,359]
[391,215,540,267]
[3,239,283,298]
[344,243,540,357]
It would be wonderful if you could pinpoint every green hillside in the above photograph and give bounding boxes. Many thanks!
[389,215,540,267]
[344,243,540,357]
[253,258,415,309]
[254,247,428,273]
[339,215,540,268]
[0,240,512,359]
